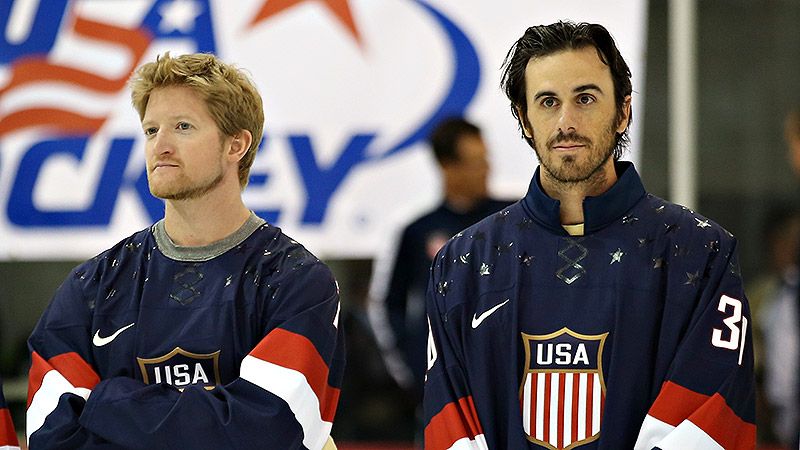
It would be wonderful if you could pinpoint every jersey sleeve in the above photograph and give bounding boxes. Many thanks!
[423,252,487,450]
[0,378,20,450]
[367,224,415,390]
[634,238,756,450]
[27,262,345,450]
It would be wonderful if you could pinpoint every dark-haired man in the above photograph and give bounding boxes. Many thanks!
[368,118,510,424]
[423,22,755,449]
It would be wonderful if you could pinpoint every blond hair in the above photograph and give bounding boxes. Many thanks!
[129,52,264,188]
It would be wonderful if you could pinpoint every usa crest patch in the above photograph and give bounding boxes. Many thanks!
[137,347,221,391]
[519,328,608,449]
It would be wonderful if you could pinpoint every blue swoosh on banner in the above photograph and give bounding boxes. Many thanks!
[380,0,480,159]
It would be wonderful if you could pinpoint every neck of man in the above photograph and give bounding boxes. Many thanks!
[163,178,251,247]
[444,193,483,214]
[541,165,618,226]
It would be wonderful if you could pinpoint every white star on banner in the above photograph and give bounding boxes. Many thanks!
[159,0,203,33]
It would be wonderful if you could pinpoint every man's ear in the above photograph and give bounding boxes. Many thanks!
[616,95,632,133]
[516,107,532,138]
[228,130,253,162]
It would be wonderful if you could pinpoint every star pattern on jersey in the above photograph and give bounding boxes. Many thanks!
[471,231,486,242]
[684,271,700,286]
[638,237,655,248]
[655,205,666,214]
[518,252,534,267]
[478,263,492,276]
[695,218,711,228]
[705,240,720,253]
[437,280,450,296]
[664,223,680,234]
[494,209,511,222]
[458,253,471,264]
[610,248,624,264]
[652,257,665,269]
[622,215,639,225]
[516,218,534,231]
[494,241,514,256]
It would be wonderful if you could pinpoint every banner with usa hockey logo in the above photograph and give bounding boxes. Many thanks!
[519,328,608,449]
[0,0,647,260]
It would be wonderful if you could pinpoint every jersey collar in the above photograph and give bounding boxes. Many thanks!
[521,161,646,235]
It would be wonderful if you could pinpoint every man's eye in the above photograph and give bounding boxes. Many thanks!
[578,95,595,105]
[542,98,558,108]
[177,122,191,130]
[144,127,157,136]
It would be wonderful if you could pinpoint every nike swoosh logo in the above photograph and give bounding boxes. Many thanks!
[471,299,510,328]
[93,323,135,347]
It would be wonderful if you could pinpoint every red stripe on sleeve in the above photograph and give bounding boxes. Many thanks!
[27,351,48,407]
[50,353,100,390]
[27,351,99,407]
[689,393,756,450]
[0,408,19,446]
[425,396,483,450]
[647,381,709,426]
[249,328,340,422]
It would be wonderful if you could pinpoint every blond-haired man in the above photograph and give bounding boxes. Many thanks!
[26,53,344,449]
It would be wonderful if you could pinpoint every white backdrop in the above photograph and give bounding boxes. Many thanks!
[0,0,647,259]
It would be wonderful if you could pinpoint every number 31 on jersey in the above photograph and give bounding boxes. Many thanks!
[711,294,748,366]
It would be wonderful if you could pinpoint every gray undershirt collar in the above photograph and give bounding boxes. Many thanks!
[152,212,266,262]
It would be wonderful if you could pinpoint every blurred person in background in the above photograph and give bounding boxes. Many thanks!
[760,106,800,449]
[367,117,511,440]
[423,21,755,449]
[25,53,344,450]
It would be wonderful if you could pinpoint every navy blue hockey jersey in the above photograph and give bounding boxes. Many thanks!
[27,213,344,449]
[423,162,755,449]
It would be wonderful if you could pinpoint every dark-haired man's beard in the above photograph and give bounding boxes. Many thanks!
[533,118,619,185]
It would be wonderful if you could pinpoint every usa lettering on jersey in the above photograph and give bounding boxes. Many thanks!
[137,347,221,390]
[519,328,608,449]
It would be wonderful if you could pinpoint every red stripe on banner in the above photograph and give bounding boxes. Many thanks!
[0,408,19,446]
[571,374,579,443]
[27,351,99,407]
[73,17,151,62]
[557,374,565,448]
[647,381,710,426]
[0,18,150,96]
[689,393,756,450]
[1,58,129,95]
[425,396,483,450]
[249,328,340,422]
[543,373,551,443]
[0,109,106,136]
[586,375,593,435]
